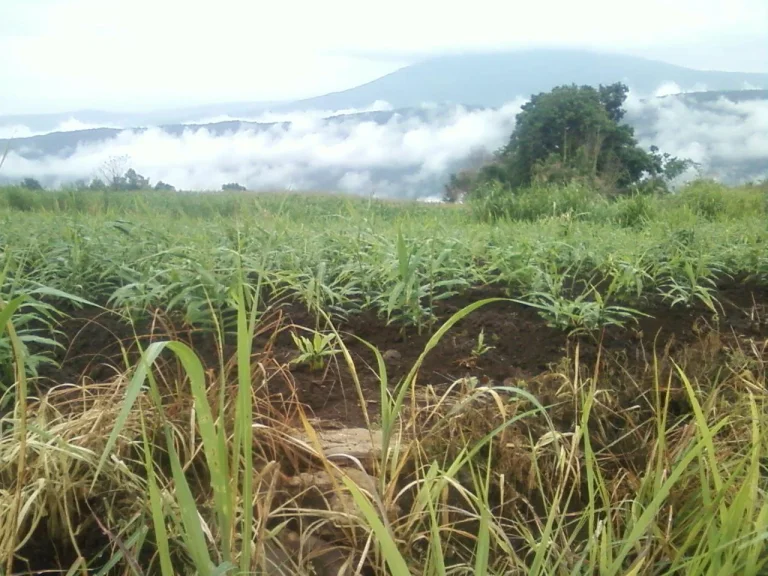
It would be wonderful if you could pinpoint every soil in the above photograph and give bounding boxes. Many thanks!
[35,280,768,429]
[13,280,768,574]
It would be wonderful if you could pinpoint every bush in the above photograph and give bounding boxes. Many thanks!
[677,180,727,220]
[468,180,511,222]
[612,192,658,228]
[1,186,41,212]
[469,180,607,222]
[674,179,767,221]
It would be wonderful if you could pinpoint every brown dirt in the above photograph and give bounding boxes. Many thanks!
[35,281,768,430]
[14,280,768,574]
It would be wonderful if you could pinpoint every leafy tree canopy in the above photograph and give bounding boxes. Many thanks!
[448,82,695,201]
[20,177,43,190]
[154,180,176,191]
[222,182,247,191]
[88,178,107,191]
[498,82,657,189]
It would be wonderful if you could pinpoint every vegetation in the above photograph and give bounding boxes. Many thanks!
[445,82,696,202]
[0,177,767,575]
[19,177,43,190]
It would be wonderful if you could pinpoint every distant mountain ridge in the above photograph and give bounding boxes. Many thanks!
[284,49,768,110]
[0,107,462,159]
[0,102,282,135]
[665,89,768,104]
[1,50,766,195]
[3,49,767,134]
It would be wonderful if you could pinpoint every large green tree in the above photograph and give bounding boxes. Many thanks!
[20,177,43,190]
[475,82,672,191]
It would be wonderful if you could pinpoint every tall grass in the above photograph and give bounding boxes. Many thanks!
[1,181,766,354]
[1,183,768,573]
[2,280,768,573]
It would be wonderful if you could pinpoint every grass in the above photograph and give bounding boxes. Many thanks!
[0,179,767,574]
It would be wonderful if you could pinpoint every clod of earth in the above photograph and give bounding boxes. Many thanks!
[382,349,402,362]
[263,530,353,576]
[283,466,379,518]
[292,427,389,470]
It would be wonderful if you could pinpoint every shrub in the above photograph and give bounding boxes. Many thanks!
[469,180,606,222]
[468,180,512,222]
[678,179,727,220]
[613,192,658,228]
[2,186,41,212]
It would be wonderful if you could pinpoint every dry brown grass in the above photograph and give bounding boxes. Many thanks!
[1,310,768,574]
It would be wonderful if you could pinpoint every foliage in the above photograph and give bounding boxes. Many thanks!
[290,330,340,371]
[469,179,607,222]
[0,184,768,574]
[3,283,768,574]
[87,177,108,191]
[496,82,655,189]
[154,180,176,191]
[613,191,657,228]
[222,182,247,191]
[19,177,43,191]
[452,81,694,204]
[0,181,764,372]
[94,155,153,191]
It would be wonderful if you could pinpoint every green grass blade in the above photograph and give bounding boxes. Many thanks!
[0,295,27,338]
[165,424,214,576]
[140,413,174,576]
[341,474,411,575]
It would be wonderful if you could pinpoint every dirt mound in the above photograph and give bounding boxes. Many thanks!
[35,282,768,429]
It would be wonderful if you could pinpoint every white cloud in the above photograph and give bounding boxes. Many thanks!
[626,90,768,182]
[4,87,768,196]
[182,100,395,127]
[1,102,523,196]
[651,82,709,98]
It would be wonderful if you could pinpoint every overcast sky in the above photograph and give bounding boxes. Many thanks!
[2,0,767,115]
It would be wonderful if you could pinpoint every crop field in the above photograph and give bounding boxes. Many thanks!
[1,180,768,575]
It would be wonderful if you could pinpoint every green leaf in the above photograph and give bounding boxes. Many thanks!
[341,474,411,575]
[0,295,27,339]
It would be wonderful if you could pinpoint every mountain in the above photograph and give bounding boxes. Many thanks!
[664,89,768,104]
[4,49,767,133]
[0,107,460,159]
[283,49,768,110]
[1,49,766,196]
[0,101,282,135]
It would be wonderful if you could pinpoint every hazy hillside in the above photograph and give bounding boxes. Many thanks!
[667,89,768,104]
[1,49,766,196]
[0,102,282,136]
[0,107,463,159]
[4,49,767,135]
[286,50,768,110]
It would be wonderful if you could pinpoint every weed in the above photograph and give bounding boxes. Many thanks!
[290,330,340,371]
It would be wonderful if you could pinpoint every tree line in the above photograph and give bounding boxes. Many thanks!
[15,154,251,192]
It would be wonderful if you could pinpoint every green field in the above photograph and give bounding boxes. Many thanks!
[1,180,768,574]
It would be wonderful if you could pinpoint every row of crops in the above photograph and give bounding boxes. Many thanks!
[1,181,767,378]
[2,180,768,575]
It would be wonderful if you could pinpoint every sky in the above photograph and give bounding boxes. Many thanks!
[2,0,767,115]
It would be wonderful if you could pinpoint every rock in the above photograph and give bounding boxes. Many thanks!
[295,427,386,468]
[285,466,377,494]
[284,466,378,515]
[278,530,353,576]
[382,349,402,362]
